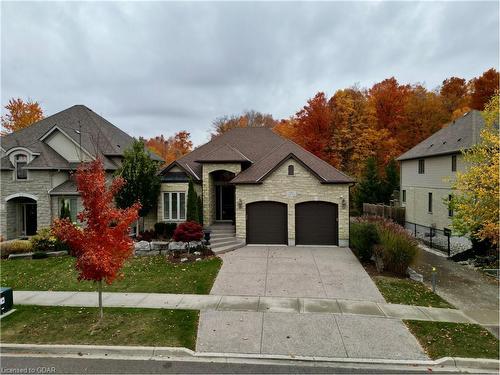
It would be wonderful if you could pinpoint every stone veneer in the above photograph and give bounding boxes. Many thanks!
[0,170,54,239]
[235,159,350,246]
[202,163,241,226]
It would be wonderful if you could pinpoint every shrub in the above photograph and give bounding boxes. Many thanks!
[0,240,32,258]
[137,229,155,242]
[376,220,419,276]
[154,222,167,238]
[197,196,203,224]
[173,221,203,242]
[353,215,418,275]
[153,222,177,239]
[30,228,69,253]
[350,222,379,261]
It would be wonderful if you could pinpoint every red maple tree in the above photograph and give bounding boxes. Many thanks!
[52,159,140,318]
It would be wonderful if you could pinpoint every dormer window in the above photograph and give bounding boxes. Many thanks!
[288,165,294,176]
[15,154,28,180]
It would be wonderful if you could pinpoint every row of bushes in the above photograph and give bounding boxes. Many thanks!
[136,222,178,242]
[0,227,70,259]
[351,216,418,275]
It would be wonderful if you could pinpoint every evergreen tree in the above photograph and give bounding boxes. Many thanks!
[354,157,383,211]
[382,159,400,203]
[115,140,161,218]
[197,195,203,224]
[60,200,71,220]
[186,179,198,222]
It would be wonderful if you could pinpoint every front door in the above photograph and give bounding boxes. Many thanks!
[215,185,235,221]
[20,203,37,236]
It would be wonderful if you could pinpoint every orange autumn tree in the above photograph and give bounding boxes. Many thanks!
[146,131,193,165]
[469,68,500,110]
[52,159,140,318]
[1,98,44,133]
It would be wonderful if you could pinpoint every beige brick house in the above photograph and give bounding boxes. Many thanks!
[0,105,161,240]
[159,128,354,247]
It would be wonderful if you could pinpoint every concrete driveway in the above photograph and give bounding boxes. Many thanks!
[197,246,427,360]
[210,246,384,302]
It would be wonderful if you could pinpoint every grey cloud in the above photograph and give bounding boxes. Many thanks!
[1,1,498,146]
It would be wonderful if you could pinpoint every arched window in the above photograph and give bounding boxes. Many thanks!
[288,165,294,176]
[14,154,28,180]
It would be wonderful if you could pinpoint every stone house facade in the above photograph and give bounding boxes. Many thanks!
[159,128,354,247]
[0,105,161,240]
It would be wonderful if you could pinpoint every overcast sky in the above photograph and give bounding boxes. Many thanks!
[1,1,498,146]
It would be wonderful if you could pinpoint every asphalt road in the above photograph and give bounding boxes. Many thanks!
[0,355,463,374]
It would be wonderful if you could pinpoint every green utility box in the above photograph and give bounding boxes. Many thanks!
[1,287,13,314]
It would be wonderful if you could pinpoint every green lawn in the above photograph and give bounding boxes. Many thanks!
[0,256,222,294]
[374,276,455,308]
[1,305,198,349]
[405,320,499,359]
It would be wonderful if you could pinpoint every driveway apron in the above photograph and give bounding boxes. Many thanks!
[198,246,427,359]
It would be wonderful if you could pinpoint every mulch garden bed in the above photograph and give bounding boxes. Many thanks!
[167,248,215,264]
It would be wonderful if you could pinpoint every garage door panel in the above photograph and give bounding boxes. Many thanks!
[246,201,287,244]
[296,201,338,245]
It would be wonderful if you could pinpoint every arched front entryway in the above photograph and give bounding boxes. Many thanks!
[295,201,338,245]
[210,170,236,222]
[5,194,38,238]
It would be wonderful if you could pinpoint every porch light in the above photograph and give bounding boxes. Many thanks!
[237,198,243,209]
[340,196,347,209]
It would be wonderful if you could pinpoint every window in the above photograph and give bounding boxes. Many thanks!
[418,159,425,174]
[288,165,294,176]
[428,192,433,213]
[15,154,28,180]
[451,155,457,172]
[402,190,406,203]
[448,195,453,217]
[59,197,78,223]
[163,192,186,221]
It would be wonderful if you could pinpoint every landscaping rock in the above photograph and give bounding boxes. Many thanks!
[169,242,187,251]
[151,241,169,253]
[8,252,34,259]
[407,267,424,283]
[46,251,68,257]
[134,241,150,252]
[181,257,188,263]
[193,251,201,256]
[189,241,203,249]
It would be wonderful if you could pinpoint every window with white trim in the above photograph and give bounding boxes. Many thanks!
[15,154,28,180]
[163,192,186,221]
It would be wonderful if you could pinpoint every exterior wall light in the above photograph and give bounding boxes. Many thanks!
[238,198,243,209]
[340,196,347,209]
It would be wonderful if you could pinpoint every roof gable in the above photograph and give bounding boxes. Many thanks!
[160,127,354,184]
[397,110,485,161]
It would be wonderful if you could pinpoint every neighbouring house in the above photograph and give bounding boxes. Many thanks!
[158,128,354,246]
[0,105,161,240]
[396,110,486,252]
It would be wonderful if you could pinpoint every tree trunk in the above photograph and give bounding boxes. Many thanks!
[98,279,103,319]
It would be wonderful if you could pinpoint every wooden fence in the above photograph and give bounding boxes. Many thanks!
[362,203,406,226]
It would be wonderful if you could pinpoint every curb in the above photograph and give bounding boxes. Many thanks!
[1,344,499,371]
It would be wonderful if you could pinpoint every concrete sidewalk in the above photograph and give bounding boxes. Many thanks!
[12,290,497,325]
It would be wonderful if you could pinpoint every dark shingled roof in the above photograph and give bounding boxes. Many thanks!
[0,105,162,170]
[196,144,251,163]
[160,127,354,184]
[48,179,78,195]
[397,110,486,161]
[0,156,13,170]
